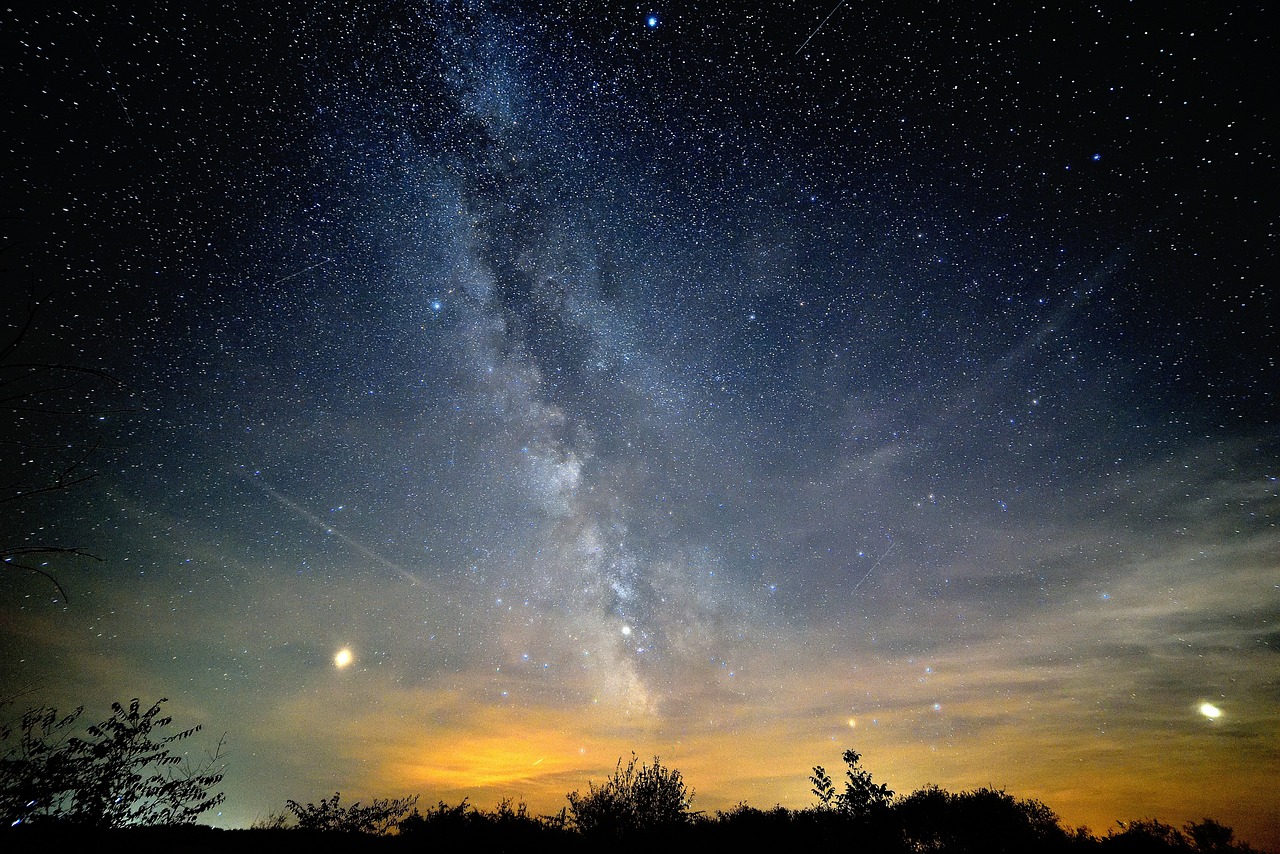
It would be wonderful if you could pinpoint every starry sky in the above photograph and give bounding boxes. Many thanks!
[2,0,1277,846]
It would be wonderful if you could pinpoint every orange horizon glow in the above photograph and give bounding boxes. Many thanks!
[233,635,1278,851]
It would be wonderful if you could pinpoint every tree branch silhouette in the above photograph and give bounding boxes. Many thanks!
[1,278,130,601]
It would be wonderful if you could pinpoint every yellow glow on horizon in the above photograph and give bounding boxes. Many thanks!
[1199,702,1222,719]
[334,647,354,668]
[259,649,1277,851]
[390,729,593,791]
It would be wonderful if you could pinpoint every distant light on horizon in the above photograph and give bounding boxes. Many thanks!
[1199,702,1222,719]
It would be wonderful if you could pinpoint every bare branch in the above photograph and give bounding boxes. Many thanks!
[0,277,130,602]
[2,560,73,602]
[2,361,128,389]
[0,437,104,504]
[0,287,39,365]
[1,548,102,602]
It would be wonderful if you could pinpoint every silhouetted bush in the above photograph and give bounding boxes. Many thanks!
[893,784,1073,853]
[394,797,575,852]
[0,698,224,827]
[566,754,695,837]
[1185,818,1259,853]
[396,798,474,837]
[285,791,417,833]
[699,802,827,848]
[1100,817,1261,853]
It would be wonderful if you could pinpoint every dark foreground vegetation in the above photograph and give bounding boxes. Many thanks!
[1,699,1266,853]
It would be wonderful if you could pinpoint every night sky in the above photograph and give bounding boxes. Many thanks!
[2,1,1276,846]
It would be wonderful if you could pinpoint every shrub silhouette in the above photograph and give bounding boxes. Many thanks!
[566,753,695,836]
[705,802,820,848]
[894,784,1072,853]
[1185,818,1258,853]
[285,791,418,833]
[0,698,224,827]
[396,797,571,849]
[1100,817,1261,853]
[396,798,475,837]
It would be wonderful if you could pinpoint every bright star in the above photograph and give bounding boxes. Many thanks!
[1199,702,1222,719]
[334,648,353,668]
[646,15,659,29]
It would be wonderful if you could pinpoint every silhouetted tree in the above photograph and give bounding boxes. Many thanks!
[835,748,894,818]
[566,754,695,837]
[0,698,224,827]
[893,782,952,846]
[1185,818,1259,853]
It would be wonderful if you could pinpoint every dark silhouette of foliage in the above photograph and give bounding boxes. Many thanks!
[809,764,835,808]
[395,798,475,836]
[893,784,1073,853]
[2,739,1264,852]
[1100,817,1261,853]
[395,797,573,850]
[835,748,894,818]
[702,802,831,848]
[269,752,1261,852]
[0,698,224,827]
[565,753,696,837]
[285,791,418,834]
[1184,818,1258,853]
[490,795,568,833]
[1103,818,1191,852]
[248,809,290,830]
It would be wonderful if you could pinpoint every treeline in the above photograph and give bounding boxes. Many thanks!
[249,751,1260,853]
[1,699,1265,852]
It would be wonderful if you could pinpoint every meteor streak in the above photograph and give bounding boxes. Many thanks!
[796,1,848,55]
